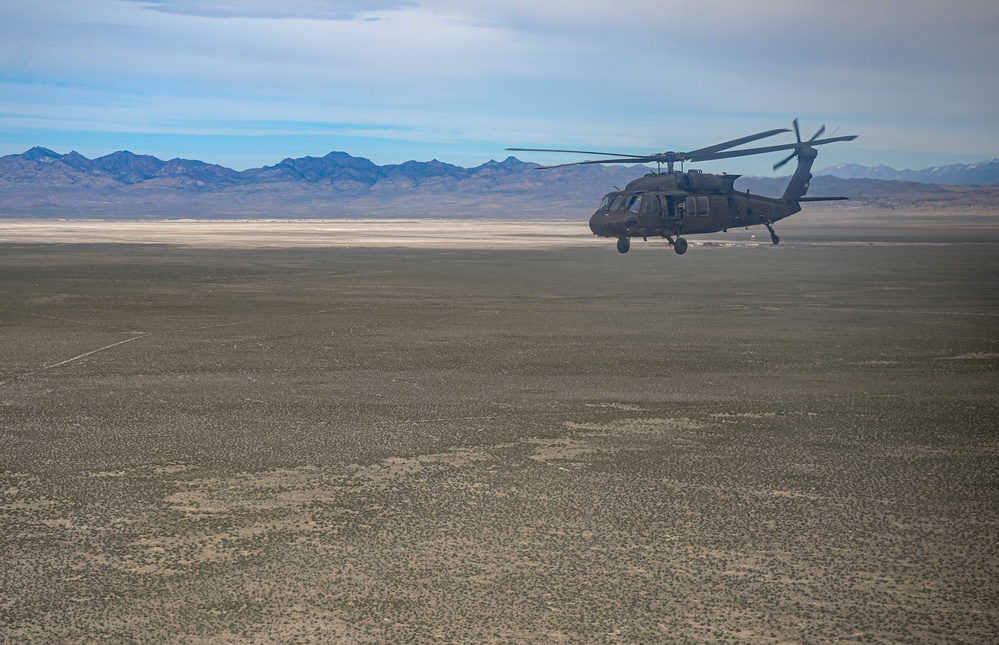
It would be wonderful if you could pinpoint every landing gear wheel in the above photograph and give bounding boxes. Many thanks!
[673,237,688,255]
[616,237,630,254]
[771,234,780,245]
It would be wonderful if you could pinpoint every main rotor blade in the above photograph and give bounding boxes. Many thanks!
[535,158,657,169]
[505,147,648,158]
[512,128,792,165]
[515,130,857,169]
[691,135,858,162]
[688,128,791,156]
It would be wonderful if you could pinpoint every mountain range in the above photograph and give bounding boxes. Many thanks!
[4,146,637,191]
[2,147,997,219]
[816,159,999,185]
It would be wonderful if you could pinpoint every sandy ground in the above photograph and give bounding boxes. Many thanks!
[0,219,602,249]
[3,210,998,249]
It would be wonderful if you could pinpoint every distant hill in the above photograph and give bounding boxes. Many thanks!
[816,158,999,185]
[2,147,998,219]
[735,175,999,210]
[0,148,647,219]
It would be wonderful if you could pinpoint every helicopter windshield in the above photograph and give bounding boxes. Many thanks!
[599,194,641,211]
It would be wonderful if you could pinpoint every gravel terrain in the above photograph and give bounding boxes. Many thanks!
[1,223,997,643]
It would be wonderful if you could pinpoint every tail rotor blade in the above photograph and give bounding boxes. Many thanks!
[808,124,826,142]
[773,152,796,171]
[792,118,801,143]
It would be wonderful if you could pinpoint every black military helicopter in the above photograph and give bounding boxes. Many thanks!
[509,120,856,254]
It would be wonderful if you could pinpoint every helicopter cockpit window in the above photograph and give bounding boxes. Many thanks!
[599,196,612,210]
[607,195,628,211]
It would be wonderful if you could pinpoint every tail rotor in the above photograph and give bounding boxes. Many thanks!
[773,119,827,170]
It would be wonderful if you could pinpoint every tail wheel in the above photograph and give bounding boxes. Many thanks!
[764,222,779,246]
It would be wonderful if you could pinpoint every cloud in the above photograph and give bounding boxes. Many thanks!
[0,0,997,170]
[133,0,414,21]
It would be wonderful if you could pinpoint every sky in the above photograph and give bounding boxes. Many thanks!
[1,0,997,176]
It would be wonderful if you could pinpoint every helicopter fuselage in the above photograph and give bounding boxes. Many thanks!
[588,170,799,241]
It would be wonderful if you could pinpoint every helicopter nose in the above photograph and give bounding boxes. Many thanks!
[589,211,624,237]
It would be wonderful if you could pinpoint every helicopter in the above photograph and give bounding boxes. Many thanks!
[508,120,857,254]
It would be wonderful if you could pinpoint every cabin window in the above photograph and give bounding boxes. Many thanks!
[685,196,709,216]
[628,196,642,213]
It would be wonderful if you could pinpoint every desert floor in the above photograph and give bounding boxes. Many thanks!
[1,216,997,643]
[1,208,998,248]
